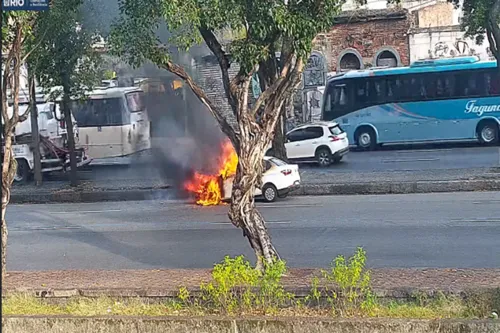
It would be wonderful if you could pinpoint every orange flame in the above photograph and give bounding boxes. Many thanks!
[184,139,238,206]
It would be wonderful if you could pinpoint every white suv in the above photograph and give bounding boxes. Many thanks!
[268,122,349,167]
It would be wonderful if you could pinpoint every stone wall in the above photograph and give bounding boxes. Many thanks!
[193,55,239,131]
[3,316,499,333]
[313,9,411,72]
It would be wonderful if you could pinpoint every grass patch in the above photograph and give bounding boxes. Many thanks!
[2,249,494,319]
[2,293,476,319]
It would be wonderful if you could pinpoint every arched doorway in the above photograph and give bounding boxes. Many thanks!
[339,52,362,71]
[374,48,400,67]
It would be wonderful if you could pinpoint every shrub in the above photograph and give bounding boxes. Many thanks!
[199,255,293,314]
[318,247,376,316]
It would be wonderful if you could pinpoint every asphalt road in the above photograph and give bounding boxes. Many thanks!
[82,146,500,181]
[7,191,500,271]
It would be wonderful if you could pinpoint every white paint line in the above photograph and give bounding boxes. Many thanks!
[50,209,122,214]
[259,204,323,208]
[382,158,440,163]
[394,149,453,154]
[210,221,291,225]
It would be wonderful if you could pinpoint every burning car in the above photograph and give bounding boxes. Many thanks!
[184,140,300,205]
[222,157,300,203]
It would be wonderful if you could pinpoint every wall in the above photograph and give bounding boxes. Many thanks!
[416,2,454,27]
[3,316,499,333]
[409,27,494,62]
[313,10,411,72]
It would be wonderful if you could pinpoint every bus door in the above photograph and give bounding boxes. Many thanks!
[124,91,151,155]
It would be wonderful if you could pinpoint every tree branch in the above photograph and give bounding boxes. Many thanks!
[22,27,49,64]
[488,0,500,60]
[155,55,240,150]
[250,52,294,115]
[199,27,238,109]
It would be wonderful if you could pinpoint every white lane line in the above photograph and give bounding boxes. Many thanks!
[382,158,439,163]
[394,149,453,154]
[259,204,323,208]
[210,221,291,225]
[50,210,122,214]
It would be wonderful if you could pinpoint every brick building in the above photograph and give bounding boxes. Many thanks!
[313,8,411,72]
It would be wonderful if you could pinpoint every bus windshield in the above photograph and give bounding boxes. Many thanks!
[71,98,129,127]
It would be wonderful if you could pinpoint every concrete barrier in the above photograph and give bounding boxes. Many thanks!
[10,179,500,204]
[3,316,499,333]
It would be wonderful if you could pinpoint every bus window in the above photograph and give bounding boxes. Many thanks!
[126,92,145,112]
[487,70,500,95]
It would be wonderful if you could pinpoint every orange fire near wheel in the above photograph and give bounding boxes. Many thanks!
[184,139,238,206]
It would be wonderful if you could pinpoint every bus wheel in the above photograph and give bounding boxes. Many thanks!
[478,122,499,145]
[356,127,377,151]
[14,159,31,184]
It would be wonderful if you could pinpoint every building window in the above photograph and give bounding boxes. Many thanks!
[374,48,401,68]
[337,49,363,72]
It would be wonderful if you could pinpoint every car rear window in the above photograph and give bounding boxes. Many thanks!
[269,157,287,166]
[329,125,343,135]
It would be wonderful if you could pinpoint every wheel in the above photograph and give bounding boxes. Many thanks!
[262,184,278,203]
[14,159,31,184]
[478,122,499,145]
[356,127,377,150]
[315,148,332,167]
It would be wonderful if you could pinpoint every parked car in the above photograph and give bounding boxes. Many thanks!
[267,121,349,167]
[223,156,301,202]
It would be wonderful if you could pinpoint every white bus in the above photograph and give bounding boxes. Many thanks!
[69,87,151,160]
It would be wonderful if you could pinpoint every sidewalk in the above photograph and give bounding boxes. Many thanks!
[4,268,500,298]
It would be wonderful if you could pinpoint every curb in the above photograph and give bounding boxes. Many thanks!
[3,316,499,333]
[292,179,500,196]
[10,179,500,204]
[3,286,499,301]
[10,188,173,204]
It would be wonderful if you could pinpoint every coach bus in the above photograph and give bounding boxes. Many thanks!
[68,86,151,159]
[321,56,500,150]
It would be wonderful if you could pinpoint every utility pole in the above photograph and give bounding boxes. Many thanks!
[28,70,42,185]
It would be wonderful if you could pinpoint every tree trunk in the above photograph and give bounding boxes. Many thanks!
[62,80,78,187]
[228,139,279,270]
[29,73,42,186]
[271,104,288,162]
[1,135,17,283]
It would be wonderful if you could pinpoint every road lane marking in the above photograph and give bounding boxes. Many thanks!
[50,210,122,214]
[473,201,500,204]
[449,218,500,223]
[11,226,82,231]
[210,221,291,225]
[258,204,323,208]
[394,149,453,154]
[382,158,440,163]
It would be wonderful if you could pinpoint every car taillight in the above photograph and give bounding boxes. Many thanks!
[281,169,292,176]
[329,135,341,141]
[60,120,66,129]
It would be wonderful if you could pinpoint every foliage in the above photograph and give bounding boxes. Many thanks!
[316,247,376,316]
[109,0,345,135]
[449,0,500,62]
[197,255,293,314]
[29,0,101,98]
